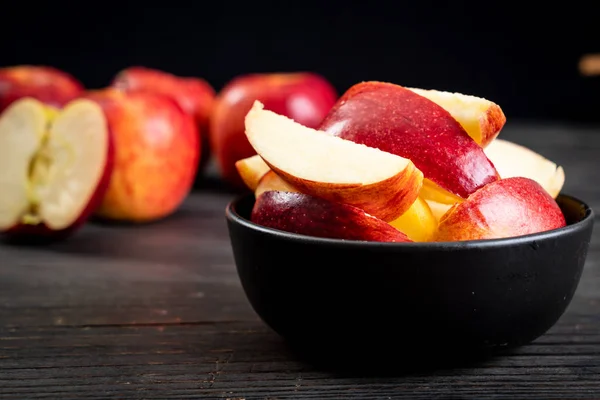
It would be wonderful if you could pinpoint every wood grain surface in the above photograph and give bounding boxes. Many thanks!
[1,122,599,399]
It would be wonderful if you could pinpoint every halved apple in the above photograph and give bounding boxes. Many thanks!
[388,196,437,242]
[244,101,423,222]
[235,154,270,192]
[434,177,566,242]
[0,97,113,241]
[408,88,506,147]
[252,191,412,242]
[484,139,565,198]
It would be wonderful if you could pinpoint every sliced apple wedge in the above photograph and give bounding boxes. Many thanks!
[484,139,565,198]
[408,88,506,147]
[318,82,499,200]
[434,177,566,242]
[388,196,437,242]
[235,154,270,191]
[0,97,113,241]
[252,191,412,242]
[253,170,435,241]
[244,101,424,222]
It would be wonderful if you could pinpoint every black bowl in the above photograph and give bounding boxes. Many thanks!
[226,193,594,362]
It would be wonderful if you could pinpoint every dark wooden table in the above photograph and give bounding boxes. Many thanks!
[1,121,599,399]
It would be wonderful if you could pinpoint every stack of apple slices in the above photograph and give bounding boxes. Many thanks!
[236,81,567,243]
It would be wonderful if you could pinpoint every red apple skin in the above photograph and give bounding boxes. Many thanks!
[318,81,500,199]
[83,88,199,223]
[111,66,215,174]
[2,126,115,243]
[251,191,412,243]
[434,177,567,242]
[210,72,338,189]
[0,65,84,112]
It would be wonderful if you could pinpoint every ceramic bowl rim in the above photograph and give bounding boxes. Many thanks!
[225,192,595,251]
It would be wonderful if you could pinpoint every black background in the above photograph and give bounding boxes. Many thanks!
[1,2,600,123]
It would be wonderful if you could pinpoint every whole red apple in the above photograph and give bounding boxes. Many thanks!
[0,65,84,112]
[111,66,215,176]
[84,88,199,223]
[210,72,338,189]
[0,97,113,242]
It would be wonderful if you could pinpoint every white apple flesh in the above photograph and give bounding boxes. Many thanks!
[0,98,112,241]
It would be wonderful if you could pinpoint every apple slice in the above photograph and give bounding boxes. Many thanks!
[434,177,566,242]
[388,196,437,242]
[484,139,565,198]
[244,101,423,222]
[0,97,113,240]
[252,163,436,241]
[407,88,506,147]
[253,170,435,241]
[235,154,270,191]
[319,81,499,199]
[252,191,412,242]
[255,170,298,198]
